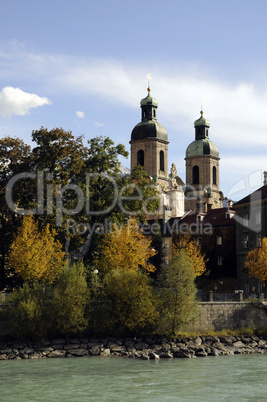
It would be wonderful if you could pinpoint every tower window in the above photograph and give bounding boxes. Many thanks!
[153,110,156,118]
[137,150,144,166]
[213,166,217,185]
[193,165,199,184]
[160,150,164,171]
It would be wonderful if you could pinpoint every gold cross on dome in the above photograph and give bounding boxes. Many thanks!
[146,73,152,90]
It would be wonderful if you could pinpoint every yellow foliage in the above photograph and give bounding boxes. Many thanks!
[172,234,207,277]
[96,217,156,274]
[104,268,158,332]
[9,215,65,284]
[245,237,267,282]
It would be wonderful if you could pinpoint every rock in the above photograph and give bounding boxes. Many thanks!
[21,347,35,355]
[139,353,150,360]
[47,350,66,358]
[100,348,111,357]
[0,348,13,354]
[135,342,148,351]
[148,351,159,359]
[209,348,220,356]
[219,336,235,344]
[186,337,202,348]
[160,352,173,358]
[110,345,126,354]
[233,341,246,348]
[196,349,208,357]
[29,353,41,359]
[89,346,101,356]
[68,349,88,357]
[0,354,8,360]
[37,346,53,353]
[64,344,80,350]
[126,346,136,353]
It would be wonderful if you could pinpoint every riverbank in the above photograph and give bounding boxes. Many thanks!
[0,334,267,360]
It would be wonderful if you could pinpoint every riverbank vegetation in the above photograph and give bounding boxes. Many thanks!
[0,215,203,342]
[0,129,204,341]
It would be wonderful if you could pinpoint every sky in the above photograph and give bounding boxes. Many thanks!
[1,0,267,201]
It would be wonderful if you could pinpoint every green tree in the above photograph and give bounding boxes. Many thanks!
[8,215,65,285]
[103,268,158,334]
[120,165,160,217]
[157,250,199,334]
[3,282,50,340]
[50,262,89,335]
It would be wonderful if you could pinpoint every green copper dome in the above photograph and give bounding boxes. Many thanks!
[140,93,158,107]
[186,139,219,158]
[186,110,219,158]
[194,111,210,127]
[131,120,168,142]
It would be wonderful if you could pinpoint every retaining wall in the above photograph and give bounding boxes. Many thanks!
[194,302,267,331]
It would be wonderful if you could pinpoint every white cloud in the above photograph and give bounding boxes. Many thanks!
[94,121,104,127]
[0,86,51,117]
[1,45,267,196]
[76,111,85,119]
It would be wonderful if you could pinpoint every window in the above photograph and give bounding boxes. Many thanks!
[243,234,249,249]
[153,110,156,118]
[137,150,144,166]
[193,165,199,184]
[243,215,249,227]
[213,166,217,185]
[255,211,261,225]
[160,151,164,171]
[217,256,223,266]
[217,236,222,245]
[257,233,262,247]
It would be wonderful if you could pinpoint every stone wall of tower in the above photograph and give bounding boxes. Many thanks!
[130,138,169,181]
[185,155,222,211]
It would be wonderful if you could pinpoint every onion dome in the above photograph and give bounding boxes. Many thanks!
[194,110,210,127]
[131,87,168,143]
[186,110,219,158]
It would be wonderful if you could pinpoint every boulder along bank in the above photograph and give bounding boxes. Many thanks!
[0,335,267,360]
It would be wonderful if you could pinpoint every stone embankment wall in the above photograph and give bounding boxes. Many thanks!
[0,335,267,360]
[194,302,267,331]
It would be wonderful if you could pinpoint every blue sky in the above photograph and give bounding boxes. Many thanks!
[1,0,267,200]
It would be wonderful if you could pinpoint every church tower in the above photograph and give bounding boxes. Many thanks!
[130,80,169,186]
[185,109,223,211]
[130,78,184,220]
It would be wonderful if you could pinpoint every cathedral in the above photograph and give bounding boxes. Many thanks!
[130,82,224,219]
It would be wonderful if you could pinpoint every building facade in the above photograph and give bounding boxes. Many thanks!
[234,173,267,294]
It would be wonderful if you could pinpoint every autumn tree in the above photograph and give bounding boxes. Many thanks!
[103,268,158,334]
[173,234,207,277]
[157,250,199,334]
[95,217,157,275]
[245,237,267,292]
[8,215,65,284]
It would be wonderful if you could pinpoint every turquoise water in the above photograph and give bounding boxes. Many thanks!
[0,354,266,401]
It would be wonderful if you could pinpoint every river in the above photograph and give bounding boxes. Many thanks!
[0,354,266,401]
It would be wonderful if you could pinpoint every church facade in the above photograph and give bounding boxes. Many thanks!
[129,83,237,291]
[130,84,224,219]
